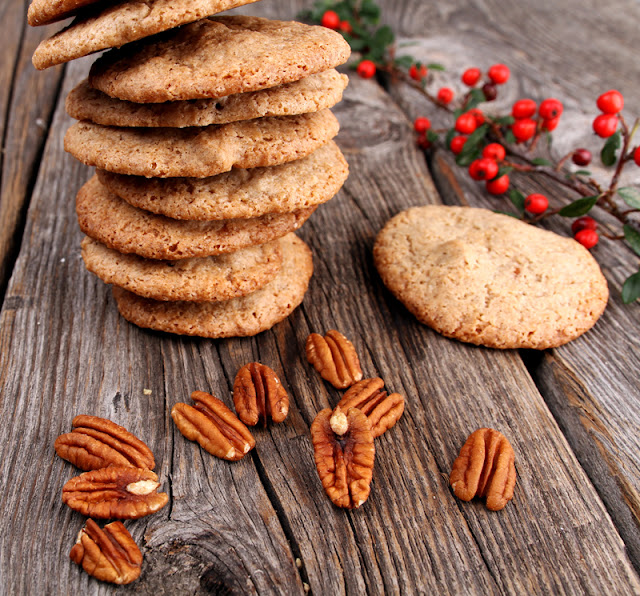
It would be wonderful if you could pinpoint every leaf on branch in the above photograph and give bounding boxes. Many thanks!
[455,124,488,166]
[465,89,486,111]
[600,130,622,167]
[494,210,520,218]
[624,224,640,257]
[493,115,515,126]
[394,55,415,69]
[504,129,516,145]
[497,165,513,177]
[427,63,445,71]
[360,0,381,23]
[373,24,394,47]
[622,270,640,304]
[618,187,640,209]
[508,188,526,212]
[531,158,553,166]
[574,169,592,177]
[427,130,439,143]
[558,195,599,217]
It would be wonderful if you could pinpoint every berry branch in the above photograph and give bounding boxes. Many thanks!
[301,0,640,303]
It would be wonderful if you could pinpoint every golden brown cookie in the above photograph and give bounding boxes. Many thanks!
[32,0,259,69]
[64,110,339,178]
[113,233,313,338]
[81,236,283,302]
[88,16,351,103]
[28,0,98,26]
[66,70,349,128]
[96,142,348,221]
[76,176,316,260]
[373,205,609,349]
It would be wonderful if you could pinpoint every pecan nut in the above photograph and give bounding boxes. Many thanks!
[310,406,375,509]
[55,415,155,471]
[337,378,404,438]
[306,330,363,389]
[233,363,289,427]
[70,519,142,584]
[62,466,169,519]
[449,428,516,511]
[172,391,255,461]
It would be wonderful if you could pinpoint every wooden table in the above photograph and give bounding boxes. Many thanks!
[1,0,640,593]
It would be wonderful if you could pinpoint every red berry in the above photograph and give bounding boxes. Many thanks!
[468,108,485,126]
[511,99,537,120]
[542,117,560,132]
[417,134,431,150]
[482,82,498,101]
[575,228,599,249]
[488,63,510,84]
[524,193,549,215]
[409,64,428,81]
[455,112,477,134]
[414,116,431,133]
[571,215,597,235]
[596,89,624,114]
[592,113,618,138]
[357,59,376,79]
[450,135,467,155]
[437,87,455,104]
[538,98,563,120]
[461,67,481,86]
[511,118,537,142]
[321,10,340,29]
[486,174,510,195]
[338,20,353,34]
[634,146,640,167]
[572,148,592,167]
[468,157,499,181]
[482,143,506,162]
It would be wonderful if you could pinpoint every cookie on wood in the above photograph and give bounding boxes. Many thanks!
[373,205,609,349]
[64,111,339,178]
[28,0,99,26]
[96,142,348,221]
[88,16,351,103]
[66,70,349,128]
[113,233,313,338]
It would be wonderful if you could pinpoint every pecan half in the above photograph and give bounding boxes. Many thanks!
[55,415,155,471]
[62,466,169,519]
[172,391,255,461]
[70,519,142,584]
[310,406,375,509]
[449,428,516,511]
[337,378,404,438]
[233,363,289,427]
[306,330,363,389]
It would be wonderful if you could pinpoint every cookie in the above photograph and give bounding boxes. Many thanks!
[81,236,283,302]
[112,233,313,338]
[64,110,339,178]
[32,0,259,69]
[66,70,349,128]
[88,16,351,103]
[28,0,98,26]
[96,142,348,221]
[77,176,316,260]
[373,205,609,349]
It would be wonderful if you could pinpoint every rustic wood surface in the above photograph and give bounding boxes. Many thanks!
[1,0,639,594]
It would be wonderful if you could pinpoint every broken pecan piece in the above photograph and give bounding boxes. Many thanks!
[310,406,375,509]
[337,378,404,438]
[233,363,289,427]
[55,415,155,471]
[305,329,363,389]
[172,391,255,461]
[449,428,516,511]
[70,519,142,584]
[62,466,169,519]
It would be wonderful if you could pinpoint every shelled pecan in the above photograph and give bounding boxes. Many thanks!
[62,466,169,519]
[70,519,142,585]
[449,428,516,511]
[233,363,289,427]
[305,329,363,389]
[172,391,255,461]
[310,406,375,509]
[55,415,155,471]
[337,378,404,438]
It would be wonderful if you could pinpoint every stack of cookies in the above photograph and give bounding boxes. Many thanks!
[29,0,351,337]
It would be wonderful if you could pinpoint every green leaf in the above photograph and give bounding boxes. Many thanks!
[618,187,640,209]
[395,55,415,69]
[444,128,456,149]
[531,158,553,166]
[497,165,513,177]
[508,188,526,212]
[360,0,381,23]
[622,270,640,304]
[348,38,368,52]
[494,210,520,218]
[464,88,486,111]
[624,224,640,257]
[601,130,621,167]
[427,62,445,71]
[493,115,515,126]
[558,195,599,217]
[504,129,516,145]
[574,169,592,177]
[455,124,489,166]
[427,129,439,143]
[372,25,394,48]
